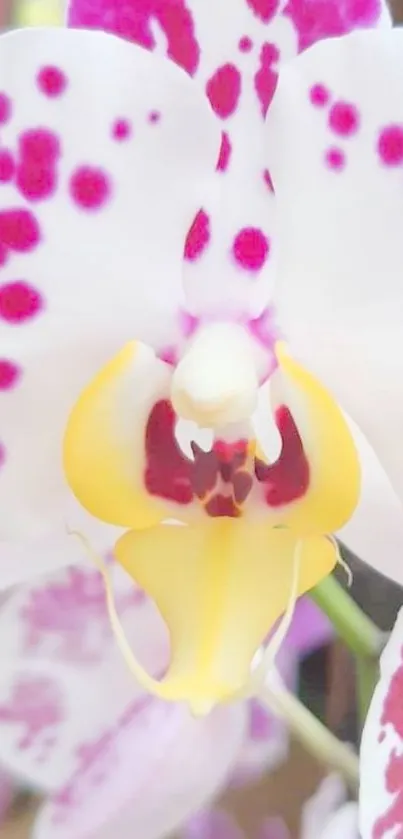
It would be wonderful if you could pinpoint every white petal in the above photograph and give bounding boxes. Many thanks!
[360,607,403,839]
[0,26,219,558]
[266,29,403,514]
[68,0,389,318]
[32,703,246,839]
[338,418,403,583]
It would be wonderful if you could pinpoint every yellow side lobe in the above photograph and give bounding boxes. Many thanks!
[269,343,360,536]
[112,519,336,705]
[63,342,171,530]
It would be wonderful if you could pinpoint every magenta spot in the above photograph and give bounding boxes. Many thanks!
[216,132,232,172]
[69,166,111,211]
[328,101,359,136]
[232,227,269,272]
[0,281,43,323]
[263,168,274,192]
[16,129,60,202]
[0,359,20,389]
[206,64,241,119]
[148,110,161,124]
[239,35,253,52]
[0,244,8,267]
[0,151,15,183]
[246,0,279,22]
[112,119,131,140]
[184,210,210,261]
[377,125,403,166]
[159,346,177,366]
[0,443,5,467]
[37,66,67,98]
[0,209,41,253]
[17,167,56,202]
[284,0,382,52]
[180,310,199,338]
[309,83,330,107]
[254,43,279,118]
[325,147,346,171]
[19,129,60,163]
[0,94,11,125]
[68,0,200,77]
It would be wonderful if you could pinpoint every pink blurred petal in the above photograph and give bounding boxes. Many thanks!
[286,598,333,657]
[257,817,290,839]
[33,702,246,839]
[183,808,244,839]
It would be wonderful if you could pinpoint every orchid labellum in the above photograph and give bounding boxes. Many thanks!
[1,0,400,710]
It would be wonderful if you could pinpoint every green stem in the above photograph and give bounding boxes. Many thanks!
[310,573,386,659]
[311,573,385,727]
[260,677,359,792]
[356,655,380,729]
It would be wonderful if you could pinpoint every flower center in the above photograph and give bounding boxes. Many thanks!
[171,322,264,428]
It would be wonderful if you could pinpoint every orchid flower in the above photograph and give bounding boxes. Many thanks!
[184,774,359,839]
[0,561,331,839]
[0,0,398,707]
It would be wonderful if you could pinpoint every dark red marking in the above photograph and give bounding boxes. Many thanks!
[254,42,279,118]
[184,210,210,261]
[0,359,20,389]
[0,281,43,324]
[0,93,11,125]
[216,132,232,172]
[37,66,67,97]
[144,400,193,504]
[206,64,241,119]
[0,151,15,183]
[205,495,240,518]
[255,405,309,506]
[68,0,200,76]
[69,166,111,211]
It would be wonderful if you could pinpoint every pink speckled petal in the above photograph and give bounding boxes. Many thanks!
[267,29,403,582]
[360,608,403,839]
[0,560,170,789]
[32,702,246,839]
[67,0,389,321]
[0,27,219,566]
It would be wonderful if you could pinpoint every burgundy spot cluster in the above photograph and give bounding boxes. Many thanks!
[143,399,309,516]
